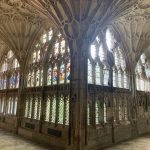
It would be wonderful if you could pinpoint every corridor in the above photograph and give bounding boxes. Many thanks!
[104,134,150,150]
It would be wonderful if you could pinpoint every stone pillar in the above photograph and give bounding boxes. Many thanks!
[15,64,26,134]
[68,39,88,150]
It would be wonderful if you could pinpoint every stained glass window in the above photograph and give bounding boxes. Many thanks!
[0,50,20,90]
[46,33,70,86]
[59,63,65,84]
[66,62,70,83]
[53,65,58,85]
[22,30,70,127]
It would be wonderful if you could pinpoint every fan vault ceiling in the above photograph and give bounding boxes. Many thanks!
[0,0,149,66]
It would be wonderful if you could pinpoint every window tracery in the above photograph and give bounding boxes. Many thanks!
[24,30,70,127]
[27,44,43,87]
[88,28,129,89]
[0,50,20,90]
[0,50,19,118]
[46,33,70,86]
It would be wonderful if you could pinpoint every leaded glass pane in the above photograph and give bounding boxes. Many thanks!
[14,97,17,115]
[58,96,64,124]
[95,64,101,85]
[54,42,59,56]
[104,103,107,123]
[66,62,70,83]
[34,96,38,119]
[104,67,109,86]
[51,95,56,123]
[29,97,32,118]
[65,96,69,125]
[47,67,52,85]
[60,40,65,54]
[95,101,100,124]
[42,34,47,43]
[24,98,28,118]
[88,60,93,84]
[45,96,51,122]
[90,45,97,60]
[38,99,41,120]
[36,70,40,86]
[118,71,122,88]
[53,65,57,85]
[59,63,65,84]
[31,71,34,87]
[113,69,117,87]
[27,72,31,87]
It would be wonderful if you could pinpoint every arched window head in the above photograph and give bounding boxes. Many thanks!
[106,28,116,52]
[41,28,53,44]
[90,45,97,60]
[99,45,106,62]
[7,50,13,59]
[140,53,146,64]
[31,45,42,64]
[145,67,150,78]
[13,58,19,69]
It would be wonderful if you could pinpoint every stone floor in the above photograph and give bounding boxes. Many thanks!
[0,129,49,150]
[0,129,150,150]
[104,134,150,150]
